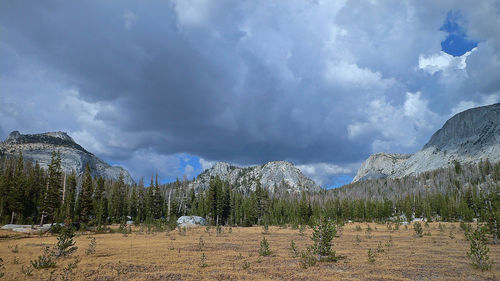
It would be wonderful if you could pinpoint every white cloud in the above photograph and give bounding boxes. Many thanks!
[418,49,475,75]
[297,162,352,187]
[325,60,393,89]
[184,164,195,179]
[171,0,212,27]
[348,92,445,153]
[123,9,137,30]
[450,93,500,116]
[199,158,216,171]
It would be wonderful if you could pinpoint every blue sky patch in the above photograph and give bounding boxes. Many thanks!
[440,11,477,56]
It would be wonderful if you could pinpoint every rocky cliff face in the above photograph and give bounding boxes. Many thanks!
[351,153,411,182]
[352,103,500,182]
[189,161,321,193]
[0,131,134,185]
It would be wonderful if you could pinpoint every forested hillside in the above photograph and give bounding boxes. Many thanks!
[1,151,499,231]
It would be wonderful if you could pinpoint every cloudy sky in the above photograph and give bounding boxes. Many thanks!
[1,0,499,188]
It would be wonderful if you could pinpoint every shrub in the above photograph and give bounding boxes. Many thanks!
[0,257,5,278]
[413,222,423,237]
[466,226,492,271]
[85,237,96,255]
[259,237,272,256]
[365,225,373,239]
[199,253,208,268]
[216,225,223,236]
[299,247,317,269]
[242,261,250,269]
[21,265,33,276]
[60,258,80,281]
[10,244,19,253]
[460,222,472,235]
[54,225,78,258]
[354,235,361,245]
[311,217,337,261]
[290,240,299,257]
[262,224,269,235]
[385,235,393,248]
[367,248,376,263]
[50,223,63,234]
[355,225,362,232]
[198,237,205,251]
[376,241,385,253]
[299,225,306,236]
[31,246,57,269]
[438,223,445,233]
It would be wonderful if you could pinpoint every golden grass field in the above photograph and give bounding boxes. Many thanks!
[0,222,498,280]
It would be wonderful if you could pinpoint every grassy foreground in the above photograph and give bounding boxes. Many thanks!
[0,222,498,280]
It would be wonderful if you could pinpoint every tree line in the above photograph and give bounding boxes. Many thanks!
[0,152,498,243]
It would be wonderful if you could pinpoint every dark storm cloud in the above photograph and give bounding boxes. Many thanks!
[1,0,499,186]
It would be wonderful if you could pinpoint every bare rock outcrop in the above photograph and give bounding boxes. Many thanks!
[352,153,411,182]
[0,131,134,185]
[352,103,500,182]
[190,161,320,193]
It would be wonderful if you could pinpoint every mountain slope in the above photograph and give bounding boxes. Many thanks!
[351,153,411,182]
[352,103,500,182]
[189,161,321,193]
[0,131,134,185]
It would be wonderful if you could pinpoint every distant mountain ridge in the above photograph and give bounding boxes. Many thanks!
[189,161,321,194]
[0,131,134,185]
[352,103,500,182]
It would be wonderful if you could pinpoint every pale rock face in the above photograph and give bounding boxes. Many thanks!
[189,161,320,193]
[351,153,411,182]
[352,103,500,182]
[0,131,134,185]
[392,103,500,178]
[177,216,207,227]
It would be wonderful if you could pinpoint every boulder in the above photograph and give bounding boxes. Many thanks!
[177,216,207,227]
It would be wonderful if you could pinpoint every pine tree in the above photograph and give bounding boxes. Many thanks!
[255,182,269,224]
[299,192,312,225]
[207,176,223,225]
[62,172,77,221]
[109,173,126,222]
[93,177,106,226]
[43,151,63,223]
[152,174,163,219]
[79,164,94,222]
[8,152,25,223]
[311,216,337,261]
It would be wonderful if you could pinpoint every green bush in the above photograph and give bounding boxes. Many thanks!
[259,237,272,256]
[290,240,299,257]
[54,225,78,258]
[199,253,207,268]
[0,257,5,278]
[311,217,338,261]
[85,237,96,255]
[299,247,317,269]
[413,222,423,237]
[367,248,376,263]
[466,226,492,271]
[31,246,57,269]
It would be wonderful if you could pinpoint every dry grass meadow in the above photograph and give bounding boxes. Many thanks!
[0,222,498,280]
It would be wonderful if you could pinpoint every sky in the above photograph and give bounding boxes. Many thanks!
[1,1,499,188]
